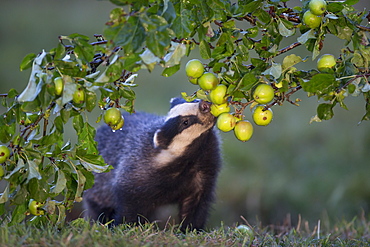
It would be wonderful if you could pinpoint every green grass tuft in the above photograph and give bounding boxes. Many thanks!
[1,216,370,246]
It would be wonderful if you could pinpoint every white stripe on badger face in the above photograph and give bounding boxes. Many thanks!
[154,122,207,167]
[165,102,199,121]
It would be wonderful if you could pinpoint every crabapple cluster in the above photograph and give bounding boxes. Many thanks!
[303,0,327,29]
[185,59,276,142]
[46,76,86,107]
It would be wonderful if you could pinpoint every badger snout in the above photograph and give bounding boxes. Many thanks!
[199,100,211,113]
[198,100,216,127]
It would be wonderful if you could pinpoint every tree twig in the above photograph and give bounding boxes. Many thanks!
[21,101,56,142]
[356,24,370,32]
[336,73,370,93]
[276,42,302,56]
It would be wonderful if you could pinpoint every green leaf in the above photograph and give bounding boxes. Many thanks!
[51,169,67,194]
[27,178,48,201]
[19,53,36,71]
[145,16,172,57]
[238,0,262,14]
[123,53,142,72]
[0,118,16,143]
[262,62,282,79]
[85,90,97,112]
[17,50,47,102]
[207,0,229,21]
[172,2,197,38]
[199,40,212,59]
[26,160,42,182]
[317,103,334,120]
[0,183,9,203]
[75,122,100,156]
[139,48,161,66]
[77,157,110,173]
[53,42,66,60]
[74,169,86,203]
[246,27,259,38]
[360,93,370,122]
[344,0,359,5]
[162,64,180,77]
[104,15,146,53]
[7,88,19,98]
[301,74,337,94]
[163,42,187,67]
[254,8,271,23]
[239,73,259,92]
[56,204,66,225]
[73,115,84,134]
[297,29,316,44]
[327,2,344,12]
[9,203,27,226]
[236,44,249,61]
[278,19,295,37]
[20,98,41,113]
[109,0,131,6]
[282,54,303,71]
[70,34,94,66]
[251,58,268,72]
[336,25,353,41]
[5,159,25,180]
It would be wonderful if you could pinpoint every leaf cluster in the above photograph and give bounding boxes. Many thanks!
[0,33,136,225]
[103,0,370,122]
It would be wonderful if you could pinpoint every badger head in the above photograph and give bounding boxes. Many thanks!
[153,98,216,164]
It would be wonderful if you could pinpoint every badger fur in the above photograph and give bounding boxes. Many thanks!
[83,98,221,231]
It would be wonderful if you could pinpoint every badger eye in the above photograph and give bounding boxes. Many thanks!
[183,120,189,126]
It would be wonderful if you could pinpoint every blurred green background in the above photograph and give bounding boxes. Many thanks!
[1,0,370,228]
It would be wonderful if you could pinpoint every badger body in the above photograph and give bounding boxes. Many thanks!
[83,98,221,231]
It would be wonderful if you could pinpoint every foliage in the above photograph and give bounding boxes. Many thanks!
[0,0,369,225]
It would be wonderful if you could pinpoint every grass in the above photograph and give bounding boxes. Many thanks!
[1,214,370,247]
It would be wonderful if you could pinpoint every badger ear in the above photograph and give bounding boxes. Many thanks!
[170,97,200,109]
[153,129,164,149]
[169,97,185,109]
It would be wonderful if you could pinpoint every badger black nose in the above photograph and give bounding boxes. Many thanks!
[199,101,211,113]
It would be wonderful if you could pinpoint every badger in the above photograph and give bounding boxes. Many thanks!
[83,97,221,231]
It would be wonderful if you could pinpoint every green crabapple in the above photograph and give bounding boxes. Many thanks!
[210,103,230,117]
[317,54,336,72]
[234,120,254,142]
[111,116,125,131]
[72,86,85,105]
[54,77,64,96]
[186,59,204,79]
[28,200,45,216]
[0,145,10,163]
[303,10,322,29]
[209,84,227,104]
[104,108,122,127]
[252,105,273,126]
[253,84,275,104]
[309,0,327,15]
[198,72,219,91]
[216,112,236,132]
